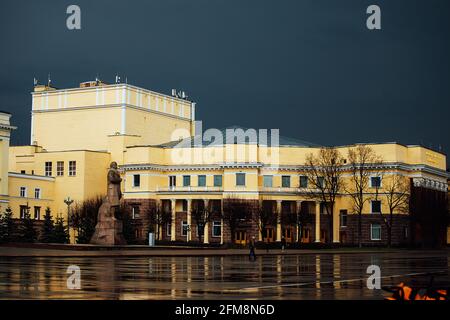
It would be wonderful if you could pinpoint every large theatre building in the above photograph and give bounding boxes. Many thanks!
[0,80,448,246]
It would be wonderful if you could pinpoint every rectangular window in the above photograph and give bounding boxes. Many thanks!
[213,175,222,187]
[317,177,324,188]
[371,200,381,213]
[198,175,206,187]
[20,205,28,219]
[132,206,140,219]
[299,175,308,188]
[370,176,381,188]
[181,220,188,236]
[183,175,191,187]
[182,200,188,212]
[169,176,176,187]
[133,174,141,187]
[282,175,291,188]
[212,221,222,237]
[68,161,76,176]
[371,223,381,240]
[21,170,26,174]
[34,188,41,199]
[34,206,41,220]
[20,187,27,198]
[340,209,348,227]
[236,173,246,186]
[45,162,52,176]
[263,175,273,187]
[166,223,172,237]
[57,161,64,176]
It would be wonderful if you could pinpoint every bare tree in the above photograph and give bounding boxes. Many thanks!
[222,197,254,243]
[374,174,410,247]
[191,200,211,243]
[253,200,276,243]
[148,202,171,241]
[346,145,382,247]
[305,147,344,244]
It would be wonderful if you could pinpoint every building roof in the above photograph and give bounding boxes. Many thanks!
[152,126,320,148]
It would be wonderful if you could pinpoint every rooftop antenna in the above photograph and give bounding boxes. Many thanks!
[115,74,121,84]
[47,74,51,87]
[125,76,128,84]
[33,77,38,86]
[95,73,100,84]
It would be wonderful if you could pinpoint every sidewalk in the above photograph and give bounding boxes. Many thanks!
[0,244,441,258]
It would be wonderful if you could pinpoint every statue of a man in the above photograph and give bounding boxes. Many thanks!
[107,161,122,207]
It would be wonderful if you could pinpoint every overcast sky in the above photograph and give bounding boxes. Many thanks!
[1,0,449,167]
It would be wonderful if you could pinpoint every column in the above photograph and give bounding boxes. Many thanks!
[258,200,263,242]
[203,199,209,244]
[276,200,282,242]
[171,199,176,241]
[296,200,302,243]
[220,200,224,245]
[332,205,340,243]
[187,199,192,242]
[315,201,321,243]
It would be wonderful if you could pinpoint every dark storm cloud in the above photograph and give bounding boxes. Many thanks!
[0,0,449,166]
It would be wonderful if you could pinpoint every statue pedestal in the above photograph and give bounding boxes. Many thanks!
[90,202,127,245]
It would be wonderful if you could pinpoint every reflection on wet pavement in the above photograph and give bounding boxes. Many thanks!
[0,251,448,299]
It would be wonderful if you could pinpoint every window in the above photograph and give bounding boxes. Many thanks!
[183,175,191,187]
[212,221,222,237]
[236,173,246,186]
[34,207,41,220]
[213,175,222,187]
[299,175,308,188]
[263,175,273,187]
[181,220,188,236]
[169,176,176,187]
[20,205,28,219]
[57,161,64,176]
[166,223,172,237]
[132,206,140,219]
[45,162,52,176]
[34,188,41,199]
[198,175,206,187]
[133,174,141,187]
[68,161,76,176]
[370,176,381,188]
[371,223,381,240]
[20,187,27,198]
[340,209,348,227]
[282,175,291,188]
[317,177,324,188]
[21,170,26,174]
[371,200,381,213]
[182,200,188,212]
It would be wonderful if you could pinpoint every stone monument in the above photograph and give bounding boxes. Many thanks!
[90,162,127,245]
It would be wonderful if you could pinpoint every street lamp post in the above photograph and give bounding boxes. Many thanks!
[64,197,74,243]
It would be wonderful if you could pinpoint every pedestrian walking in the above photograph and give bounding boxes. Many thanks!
[281,236,286,252]
[249,236,256,261]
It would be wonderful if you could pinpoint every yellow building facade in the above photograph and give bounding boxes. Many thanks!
[0,80,448,246]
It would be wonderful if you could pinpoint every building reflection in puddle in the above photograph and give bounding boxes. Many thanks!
[0,252,448,300]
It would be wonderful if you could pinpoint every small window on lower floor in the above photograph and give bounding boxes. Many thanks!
[20,205,29,219]
[166,223,172,237]
[181,220,188,236]
[132,206,140,219]
[340,209,348,227]
[370,223,381,240]
[34,206,41,220]
[212,221,222,237]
